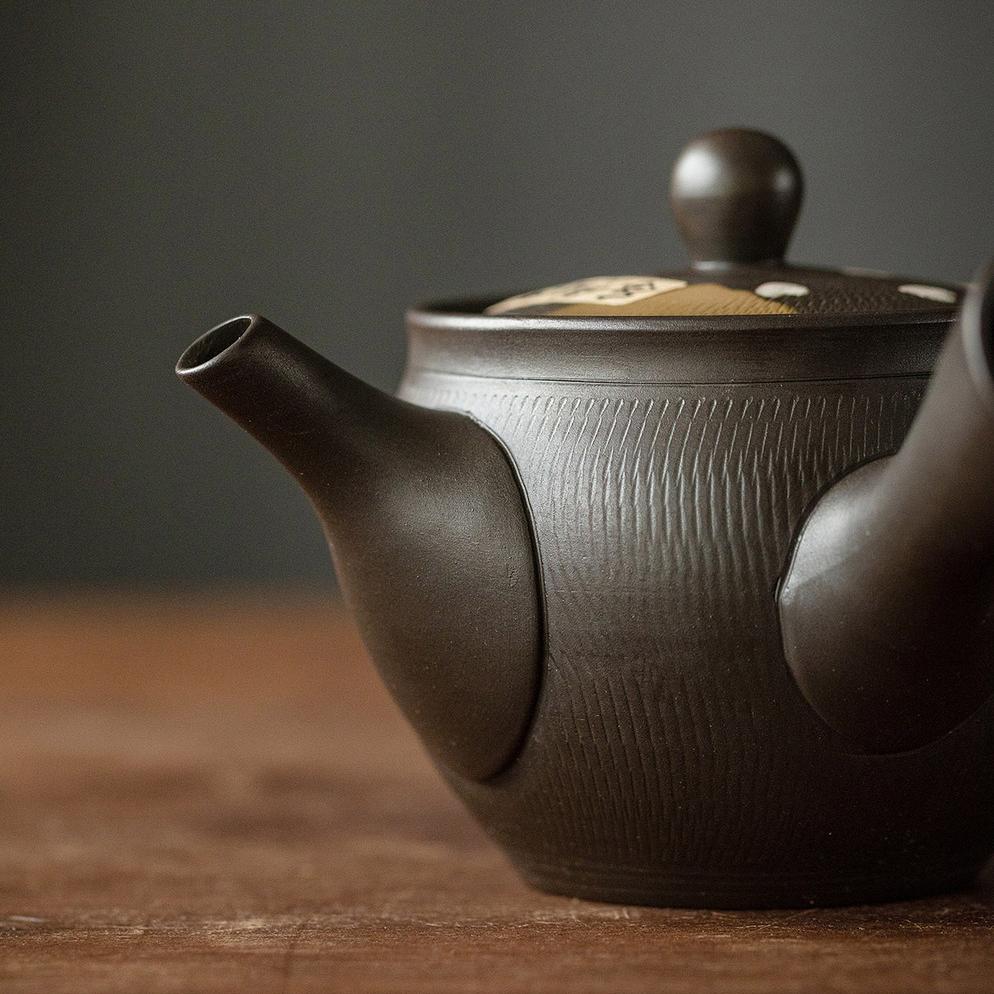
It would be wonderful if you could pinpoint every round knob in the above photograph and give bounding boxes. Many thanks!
[669,128,803,268]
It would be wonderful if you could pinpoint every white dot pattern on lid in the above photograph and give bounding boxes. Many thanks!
[898,284,958,304]
[754,281,810,299]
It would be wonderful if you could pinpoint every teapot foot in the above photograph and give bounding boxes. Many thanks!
[513,854,985,909]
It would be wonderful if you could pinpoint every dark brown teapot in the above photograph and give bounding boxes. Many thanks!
[177,129,994,908]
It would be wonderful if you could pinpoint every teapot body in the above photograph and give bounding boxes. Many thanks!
[397,306,994,907]
[178,125,994,908]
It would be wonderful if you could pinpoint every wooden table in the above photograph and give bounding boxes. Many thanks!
[1,594,992,993]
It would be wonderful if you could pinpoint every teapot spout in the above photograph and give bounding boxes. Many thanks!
[177,316,541,780]
[780,263,994,752]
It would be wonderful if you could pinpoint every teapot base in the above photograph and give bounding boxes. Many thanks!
[514,854,986,910]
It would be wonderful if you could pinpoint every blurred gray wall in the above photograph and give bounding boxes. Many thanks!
[3,1,993,588]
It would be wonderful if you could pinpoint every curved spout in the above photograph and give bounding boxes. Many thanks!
[177,316,542,780]
[780,263,994,752]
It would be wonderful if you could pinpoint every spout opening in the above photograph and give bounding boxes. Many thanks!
[176,316,254,374]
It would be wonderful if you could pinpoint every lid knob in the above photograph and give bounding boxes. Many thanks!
[669,128,803,269]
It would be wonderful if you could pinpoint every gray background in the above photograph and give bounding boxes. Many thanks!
[3,1,992,589]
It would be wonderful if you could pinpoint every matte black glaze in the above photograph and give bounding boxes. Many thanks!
[780,264,994,752]
[399,302,994,908]
[177,316,542,782]
[176,129,994,908]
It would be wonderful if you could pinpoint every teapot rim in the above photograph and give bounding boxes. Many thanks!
[405,300,952,385]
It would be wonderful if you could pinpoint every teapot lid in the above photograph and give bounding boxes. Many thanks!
[486,128,961,319]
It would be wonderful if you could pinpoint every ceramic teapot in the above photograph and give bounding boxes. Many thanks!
[177,129,994,908]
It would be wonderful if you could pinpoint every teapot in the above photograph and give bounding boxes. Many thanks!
[177,129,994,908]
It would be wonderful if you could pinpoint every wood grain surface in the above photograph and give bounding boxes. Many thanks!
[0,594,992,993]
